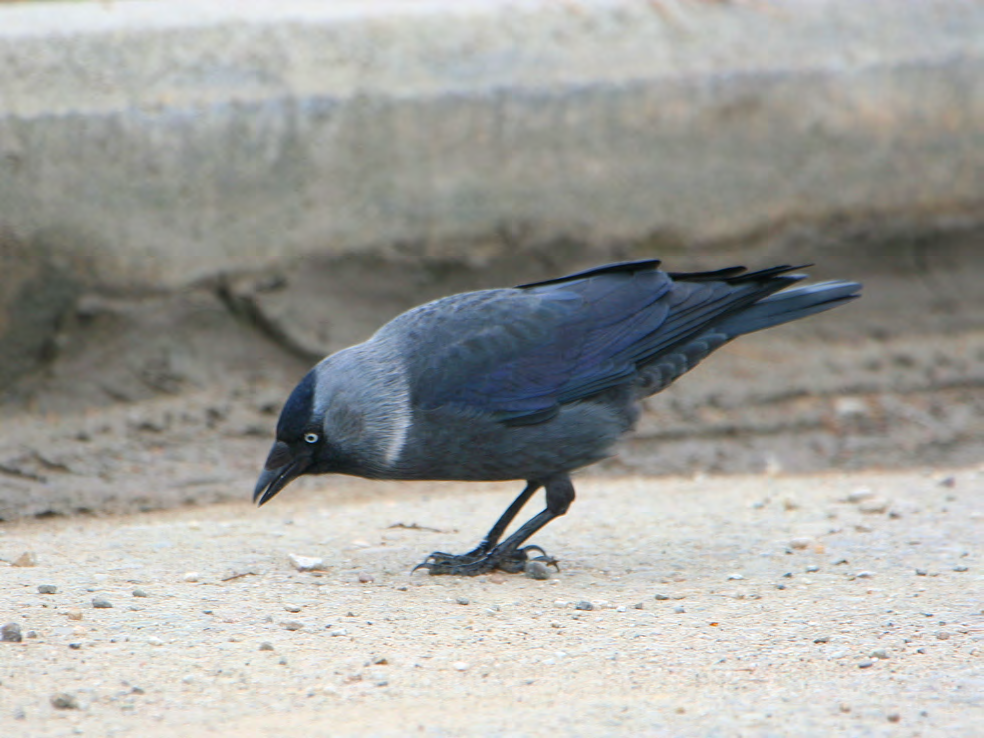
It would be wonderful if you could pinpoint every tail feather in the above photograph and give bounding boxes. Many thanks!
[717,280,862,337]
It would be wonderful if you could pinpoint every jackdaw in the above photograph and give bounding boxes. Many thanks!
[254,259,860,575]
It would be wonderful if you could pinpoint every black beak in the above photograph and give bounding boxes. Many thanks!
[253,441,312,506]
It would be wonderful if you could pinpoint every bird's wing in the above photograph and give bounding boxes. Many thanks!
[403,262,800,425]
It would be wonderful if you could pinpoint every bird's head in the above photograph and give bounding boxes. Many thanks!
[253,370,330,506]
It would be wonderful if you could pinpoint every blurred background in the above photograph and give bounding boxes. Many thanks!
[0,0,982,518]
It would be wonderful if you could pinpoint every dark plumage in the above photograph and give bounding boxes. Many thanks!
[254,259,861,575]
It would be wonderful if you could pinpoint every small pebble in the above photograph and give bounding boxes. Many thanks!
[147,637,164,646]
[574,601,594,611]
[68,642,82,650]
[259,642,275,651]
[858,660,874,669]
[455,597,470,606]
[329,628,349,637]
[813,635,830,643]
[37,585,58,595]
[673,606,686,614]
[727,573,744,581]
[887,713,901,723]
[50,693,78,710]
[859,498,890,514]
[132,588,150,598]
[1,623,23,642]
[453,661,469,671]
[183,572,200,583]
[92,597,113,609]
[489,573,506,584]
[281,621,304,631]
[870,648,890,659]
[12,551,38,567]
[653,594,670,600]
[632,602,645,610]
[371,656,388,665]
[358,572,374,584]
[284,604,302,613]
[855,571,874,579]
[524,560,551,580]
[288,554,326,572]
[937,476,956,488]
[915,569,928,576]
[953,565,968,572]
[805,565,820,573]
[834,397,868,418]
[845,487,875,503]
[65,609,83,621]
[936,631,950,640]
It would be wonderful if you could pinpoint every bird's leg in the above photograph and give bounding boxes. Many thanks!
[415,481,541,569]
[415,476,574,576]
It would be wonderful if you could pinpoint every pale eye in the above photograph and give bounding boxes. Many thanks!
[303,432,319,444]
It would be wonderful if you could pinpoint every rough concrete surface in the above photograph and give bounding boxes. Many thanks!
[0,467,981,736]
[2,0,984,390]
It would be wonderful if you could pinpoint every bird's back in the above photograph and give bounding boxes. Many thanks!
[359,260,858,482]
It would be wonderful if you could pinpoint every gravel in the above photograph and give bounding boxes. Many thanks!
[0,468,979,736]
[1,622,23,642]
[49,693,78,710]
[287,553,325,572]
[12,551,37,567]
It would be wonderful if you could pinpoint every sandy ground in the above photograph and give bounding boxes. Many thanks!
[0,466,981,737]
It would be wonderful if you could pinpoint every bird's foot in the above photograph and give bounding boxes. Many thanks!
[412,544,558,576]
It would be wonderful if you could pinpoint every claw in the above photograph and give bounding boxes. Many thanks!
[518,545,560,571]
[410,542,558,576]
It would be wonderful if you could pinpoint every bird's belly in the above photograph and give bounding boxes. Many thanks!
[389,401,634,482]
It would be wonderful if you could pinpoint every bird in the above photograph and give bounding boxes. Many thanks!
[254,258,860,575]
